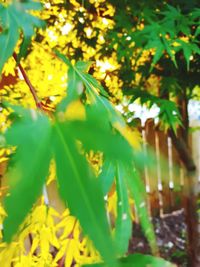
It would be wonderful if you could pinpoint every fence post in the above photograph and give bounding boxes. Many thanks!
[144,119,161,216]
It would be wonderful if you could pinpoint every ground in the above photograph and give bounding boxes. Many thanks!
[129,209,188,267]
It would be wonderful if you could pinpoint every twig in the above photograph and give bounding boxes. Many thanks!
[13,52,44,110]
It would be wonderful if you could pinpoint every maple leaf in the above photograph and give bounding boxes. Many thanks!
[0,0,45,73]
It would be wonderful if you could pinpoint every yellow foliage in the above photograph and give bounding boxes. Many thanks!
[2,58,16,77]
[0,201,100,266]
[64,100,86,121]
[145,74,161,95]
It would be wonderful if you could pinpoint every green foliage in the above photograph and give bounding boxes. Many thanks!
[99,0,200,131]
[158,100,182,133]
[66,120,132,162]
[53,122,117,265]
[114,161,132,256]
[56,52,158,255]
[0,0,44,73]
[99,159,115,195]
[125,167,158,255]
[84,253,175,267]
[3,108,51,242]
[3,106,118,263]
[105,2,200,72]
[132,89,182,132]
[132,4,200,70]
[2,49,159,265]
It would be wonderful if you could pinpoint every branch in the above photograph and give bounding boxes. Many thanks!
[13,52,44,110]
[168,129,196,172]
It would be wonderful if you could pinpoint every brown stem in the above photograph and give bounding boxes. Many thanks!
[169,129,196,172]
[177,87,189,145]
[158,84,196,172]
[58,255,65,267]
[13,52,44,110]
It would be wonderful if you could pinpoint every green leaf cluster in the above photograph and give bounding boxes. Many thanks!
[129,4,200,70]
[84,253,175,267]
[131,89,182,132]
[2,52,159,266]
[0,0,45,73]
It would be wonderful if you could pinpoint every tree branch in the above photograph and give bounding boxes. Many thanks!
[13,52,44,111]
[168,129,196,172]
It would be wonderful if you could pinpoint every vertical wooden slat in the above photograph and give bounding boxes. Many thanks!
[171,137,182,211]
[167,136,176,210]
[144,119,160,216]
[154,129,164,216]
[138,118,151,217]
[156,128,171,214]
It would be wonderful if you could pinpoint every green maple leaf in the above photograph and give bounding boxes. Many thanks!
[158,99,182,133]
[2,56,161,265]
[3,104,157,264]
[53,122,117,265]
[3,107,119,265]
[131,89,182,132]
[3,108,52,242]
[0,1,45,73]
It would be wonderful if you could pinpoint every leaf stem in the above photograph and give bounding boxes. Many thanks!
[13,52,44,110]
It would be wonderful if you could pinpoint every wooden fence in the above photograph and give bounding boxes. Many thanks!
[134,118,189,217]
[134,117,200,266]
